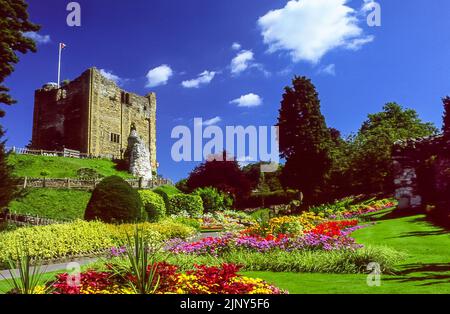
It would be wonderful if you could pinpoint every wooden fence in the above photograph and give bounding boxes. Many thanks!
[17,177,173,190]
[6,146,99,159]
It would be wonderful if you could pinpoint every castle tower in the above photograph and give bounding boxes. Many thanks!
[31,67,157,171]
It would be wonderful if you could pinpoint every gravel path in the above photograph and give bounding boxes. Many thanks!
[0,257,98,280]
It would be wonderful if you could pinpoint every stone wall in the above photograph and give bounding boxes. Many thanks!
[32,73,90,152]
[392,134,450,209]
[32,68,157,169]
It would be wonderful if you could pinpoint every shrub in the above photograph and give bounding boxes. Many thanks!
[141,219,196,239]
[0,220,195,267]
[139,190,166,222]
[153,185,181,210]
[85,176,143,223]
[167,194,204,216]
[192,187,233,213]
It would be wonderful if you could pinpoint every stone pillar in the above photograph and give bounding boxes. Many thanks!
[393,156,422,209]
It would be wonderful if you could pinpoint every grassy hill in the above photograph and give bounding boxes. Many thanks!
[9,188,91,220]
[8,154,134,179]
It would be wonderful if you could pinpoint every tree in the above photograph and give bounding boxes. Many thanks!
[443,96,450,136]
[0,0,39,209]
[0,126,19,208]
[0,0,40,111]
[349,103,437,194]
[242,162,282,192]
[186,152,252,202]
[277,76,332,203]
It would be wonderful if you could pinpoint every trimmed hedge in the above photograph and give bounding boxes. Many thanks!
[168,194,204,216]
[0,220,196,267]
[139,190,166,222]
[84,176,144,223]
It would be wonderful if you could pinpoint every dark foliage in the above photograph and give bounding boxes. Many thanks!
[186,152,252,202]
[84,176,143,223]
[277,76,332,203]
[0,0,40,110]
[0,127,19,208]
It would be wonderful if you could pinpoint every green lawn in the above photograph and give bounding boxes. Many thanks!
[8,188,91,220]
[8,154,133,179]
[243,209,450,294]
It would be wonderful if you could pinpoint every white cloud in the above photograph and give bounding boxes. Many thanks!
[231,50,254,75]
[146,65,173,88]
[258,0,374,64]
[230,93,263,107]
[181,71,216,88]
[99,69,125,85]
[196,116,222,126]
[345,36,375,50]
[231,42,242,51]
[318,64,336,76]
[23,32,51,44]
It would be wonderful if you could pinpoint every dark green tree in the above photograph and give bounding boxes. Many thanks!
[0,0,39,209]
[0,0,40,110]
[277,76,332,203]
[349,103,437,194]
[0,126,19,208]
[443,96,450,136]
[186,152,252,202]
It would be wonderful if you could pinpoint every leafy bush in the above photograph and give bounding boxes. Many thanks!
[192,187,233,213]
[0,220,195,267]
[153,185,181,210]
[167,194,204,216]
[139,190,166,222]
[85,176,143,223]
[142,219,197,239]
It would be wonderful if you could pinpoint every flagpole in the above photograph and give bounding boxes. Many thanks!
[57,43,62,88]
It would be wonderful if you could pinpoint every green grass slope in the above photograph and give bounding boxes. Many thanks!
[243,209,450,294]
[8,154,133,179]
[8,188,91,220]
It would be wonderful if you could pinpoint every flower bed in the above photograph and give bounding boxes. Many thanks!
[47,263,286,295]
[167,219,367,255]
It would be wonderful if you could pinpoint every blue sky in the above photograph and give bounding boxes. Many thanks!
[2,0,450,181]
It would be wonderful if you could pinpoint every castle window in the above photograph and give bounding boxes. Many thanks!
[144,105,147,111]
[110,133,120,143]
[120,91,131,105]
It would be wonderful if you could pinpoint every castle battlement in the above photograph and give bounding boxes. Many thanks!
[31,67,157,169]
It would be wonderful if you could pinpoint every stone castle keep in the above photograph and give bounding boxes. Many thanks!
[31,68,157,173]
